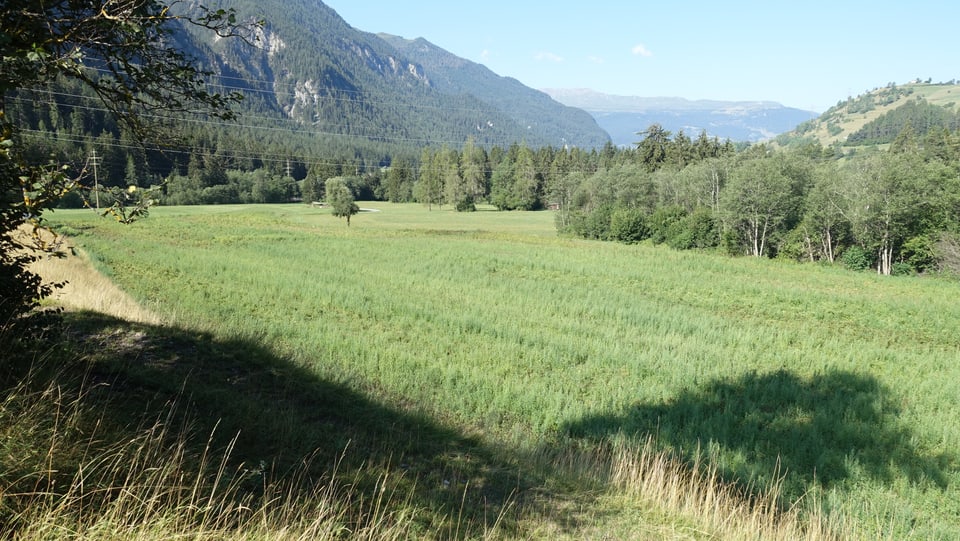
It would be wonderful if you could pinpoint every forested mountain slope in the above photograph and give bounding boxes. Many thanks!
[6,0,610,195]
[180,0,609,149]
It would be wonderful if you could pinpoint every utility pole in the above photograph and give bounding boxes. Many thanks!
[88,149,102,210]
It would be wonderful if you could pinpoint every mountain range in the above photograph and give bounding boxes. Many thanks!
[543,88,819,146]
[178,0,609,150]
[377,34,603,149]
[172,0,826,153]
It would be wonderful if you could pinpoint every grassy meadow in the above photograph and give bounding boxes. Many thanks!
[14,202,960,538]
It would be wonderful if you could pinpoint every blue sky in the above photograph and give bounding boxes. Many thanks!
[321,1,958,113]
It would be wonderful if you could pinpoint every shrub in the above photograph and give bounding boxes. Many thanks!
[200,184,240,205]
[455,195,477,212]
[668,208,719,250]
[608,207,648,244]
[162,175,201,205]
[722,229,745,256]
[841,245,872,271]
[776,224,812,262]
[891,261,915,276]
[647,205,687,245]
[57,189,86,209]
[902,235,937,273]
[570,204,615,240]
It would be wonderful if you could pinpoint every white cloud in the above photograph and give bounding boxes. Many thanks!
[480,49,491,61]
[631,44,654,57]
[534,51,565,63]
[587,55,605,64]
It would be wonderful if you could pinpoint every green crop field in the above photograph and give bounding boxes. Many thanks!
[46,202,960,539]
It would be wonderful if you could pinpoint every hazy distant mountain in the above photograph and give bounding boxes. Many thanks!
[543,88,818,145]
[177,0,609,149]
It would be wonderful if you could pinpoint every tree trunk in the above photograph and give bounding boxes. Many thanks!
[756,218,769,258]
[878,246,892,275]
[803,229,815,262]
[823,228,835,263]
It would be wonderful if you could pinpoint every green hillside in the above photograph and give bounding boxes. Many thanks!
[777,81,960,150]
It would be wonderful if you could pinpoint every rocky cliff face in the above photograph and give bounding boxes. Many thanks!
[175,0,610,148]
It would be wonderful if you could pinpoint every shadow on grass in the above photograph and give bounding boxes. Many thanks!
[562,369,951,502]
[4,311,538,537]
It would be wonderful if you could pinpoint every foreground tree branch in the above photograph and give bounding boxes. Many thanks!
[1,0,258,324]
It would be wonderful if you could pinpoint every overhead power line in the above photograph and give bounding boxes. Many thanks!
[18,128,578,179]
[80,66,518,119]
[8,72,611,178]
[6,89,522,149]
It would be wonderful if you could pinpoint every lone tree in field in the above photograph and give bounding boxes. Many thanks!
[0,0,253,326]
[326,177,359,226]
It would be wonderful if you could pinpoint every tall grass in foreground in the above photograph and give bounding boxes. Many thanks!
[0,357,423,540]
[604,441,842,540]
[523,440,848,541]
[0,354,837,540]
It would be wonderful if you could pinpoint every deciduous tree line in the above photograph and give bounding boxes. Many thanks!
[557,126,960,276]
[366,123,960,276]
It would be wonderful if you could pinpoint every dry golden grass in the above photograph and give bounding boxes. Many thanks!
[803,82,960,147]
[0,372,422,541]
[526,440,848,541]
[604,440,845,541]
[22,227,162,325]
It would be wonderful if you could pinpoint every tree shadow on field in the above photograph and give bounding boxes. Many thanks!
[2,312,538,538]
[562,369,952,502]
